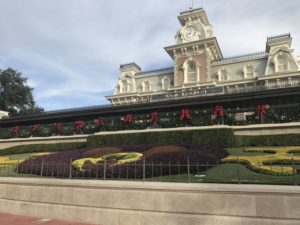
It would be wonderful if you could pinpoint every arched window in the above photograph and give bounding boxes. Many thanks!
[244,65,255,78]
[277,55,288,72]
[218,69,229,81]
[161,77,171,90]
[187,61,197,82]
[143,81,151,92]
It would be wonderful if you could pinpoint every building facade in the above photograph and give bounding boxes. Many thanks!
[0,111,8,119]
[1,7,300,133]
[106,8,300,105]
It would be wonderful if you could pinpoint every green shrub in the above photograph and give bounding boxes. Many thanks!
[61,127,75,136]
[0,142,87,156]
[34,127,53,137]
[87,128,235,148]
[0,128,13,139]
[18,128,31,138]
[235,134,300,147]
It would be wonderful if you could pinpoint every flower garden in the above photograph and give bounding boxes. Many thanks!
[17,144,228,179]
[0,141,299,184]
[0,127,300,184]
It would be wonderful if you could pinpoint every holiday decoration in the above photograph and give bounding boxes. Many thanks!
[76,120,85,130]
[96,117,105,126]
[55,122,63,131]
[213,105,224,118]
[257,104,267,116]
[13,126,21,135]
[150,112,158,124]
[32,124,41,133]
[180,108,191,121]
[123,114,133,123]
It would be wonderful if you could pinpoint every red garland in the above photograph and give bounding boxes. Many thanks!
[96,117,105,126]
[123,114,133,123]
[32,124,40,133]
[55,122,63,131]
[150,112,158,124]
[76,120,85,130]
[13,126,21,135]
[213,105,224,118]
[257,104,266,116]
[180,108,191,121]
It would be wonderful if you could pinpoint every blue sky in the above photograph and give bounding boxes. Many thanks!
[0,0,299,111]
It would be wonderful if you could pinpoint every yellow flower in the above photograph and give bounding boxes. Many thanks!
[222,147,300,176]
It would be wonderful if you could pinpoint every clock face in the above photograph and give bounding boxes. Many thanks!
[184,26,197,40]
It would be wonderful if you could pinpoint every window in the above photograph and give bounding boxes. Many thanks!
[187,61,197,82]
[143,81,151,92]
[277,55,288,72]
[219,69,229,81]
[245,65,255,78]
[161,77,171,90]
[121,79,128,93]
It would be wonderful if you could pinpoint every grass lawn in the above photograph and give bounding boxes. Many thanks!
[203,163,299,185]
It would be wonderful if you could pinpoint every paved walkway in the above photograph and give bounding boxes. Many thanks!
[0,213,97,225]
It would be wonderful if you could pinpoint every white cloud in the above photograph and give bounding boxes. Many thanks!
[0,0,299,110]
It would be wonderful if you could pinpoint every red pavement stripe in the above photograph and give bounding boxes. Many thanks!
[0,213,98,225]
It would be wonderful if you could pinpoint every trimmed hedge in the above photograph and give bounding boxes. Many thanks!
[0,142,87,156]
[87,128,235,148]
[235,134,300,147]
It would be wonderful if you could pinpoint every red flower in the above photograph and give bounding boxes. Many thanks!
[96,117,105,126]
[257,104,267,116]
[12,126,21,135]
[180,109,191,121]
[150,112,158,124]
[55,122,63,131]
[76,120,85,130]
[123,114,133,123]
[32,124,40,132]
[213,105,224,118]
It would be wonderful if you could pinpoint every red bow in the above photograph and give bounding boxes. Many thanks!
[213,105,224,118]
[13,126,21,135]
[76,120,85,130]
[123,114,133,123]
[150,112,158,124]
[96,117,105,126]
[32,124,40,132]
[180,109,191,120]
[55,123,63,131]
[257,104,266,116]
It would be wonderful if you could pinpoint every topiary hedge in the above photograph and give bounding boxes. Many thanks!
[0,142,87,156]
[235,134,300,147]
[87,128,235,148]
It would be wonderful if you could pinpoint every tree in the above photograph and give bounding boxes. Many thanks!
[0,68,44,116]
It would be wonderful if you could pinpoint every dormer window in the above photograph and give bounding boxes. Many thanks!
[218,69,229,81]
[244,65,255,78]
[142,81,151,92]
[161,77,171,90]
[277,54,289,72]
